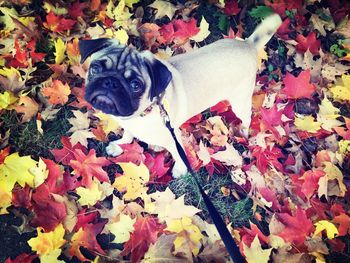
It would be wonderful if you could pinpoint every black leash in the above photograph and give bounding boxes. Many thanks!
[158,103,246,263]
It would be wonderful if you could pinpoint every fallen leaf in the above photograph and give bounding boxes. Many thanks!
[42,80,71,105]
[281,70,316,99]
[242,235,272,263]
[313,220,339,239]
[106,213,136,243]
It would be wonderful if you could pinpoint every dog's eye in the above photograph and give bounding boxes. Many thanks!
[90,64,102,75]
[130,79,143,93]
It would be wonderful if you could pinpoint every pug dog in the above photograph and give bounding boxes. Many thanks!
[79,14,282,178]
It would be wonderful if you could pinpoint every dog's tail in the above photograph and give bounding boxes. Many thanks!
[247,14,282,51]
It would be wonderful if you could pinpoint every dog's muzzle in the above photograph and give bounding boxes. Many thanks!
[85,77,133,116]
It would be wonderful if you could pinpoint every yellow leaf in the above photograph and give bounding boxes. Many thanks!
[166,216,203,256]
[28,224,66,255]
[243,235,272,263]
[43,2,68,15]
[0,67,22,80]
[294,114,321,133]
[54,38,66,64]
[0,185,12,215]
[329,74,350,101]
[76,180,103,206]
[313,220,339,239]
[0,91,18,110]
[106,0,132,28]
[113,162,150,200]
[106,214,135,243]
[114,29,129,45]
[323,162,346,197]
[95,111,120,135]
[338,140,350,154]
[149,0,177,20]
[29,157,49,188]
[0,7,18,33]
[17,16,35,27]
[0,152,37,192]
[40,249,65,263]
[190,17,210,42]
[124,0,140,8]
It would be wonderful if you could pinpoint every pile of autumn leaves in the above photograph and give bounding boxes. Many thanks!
[1,0,350,262]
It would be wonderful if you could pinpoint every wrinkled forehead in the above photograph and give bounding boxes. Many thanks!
[91,46,145,71]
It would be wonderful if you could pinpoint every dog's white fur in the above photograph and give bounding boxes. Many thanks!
[107,14,282,177]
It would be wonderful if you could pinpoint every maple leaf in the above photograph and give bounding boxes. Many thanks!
[68,110,95,147]
[69,86,92,109]
[299,170,326,199]
[145,188,201,224]
[139,23,160,47]
[68,1,87,19]
[113,162,150,200]
[66,38,80,65]
[250,145,284,174]
[0,91,18,110]
[144,152,171,180]
[190,17,211,42]
[296,32,321,55]
[329,74,350,101]
[31,183,67,231]
[106,213,136,243]
[69,222,105,262]
[51,136,87,165]
[149,0,177,20]
[54,38,66,64]
[14,95,39,122]
[27,224,66,258]
[242,235,272,263]
[121,216,164,263]
[276,207,314,246]
[223,0,241,15]
[294,114,322,133]
[281,70,316,99]
[313,220,339,239]
[0,67,25,93]
[42,80,71,105]
[333,213,350,236]
[334,117,350,139]
[43,11,76,33]
[4,253,37,263]
[144,234,187,263]
[166,216,204,256]
[173,18,200,44]
[70,149,111,187]
[110,141,146,165]
[0,152,37,192]
[76,179,103,206]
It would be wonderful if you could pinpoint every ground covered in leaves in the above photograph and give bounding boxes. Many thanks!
[0,0,350,262]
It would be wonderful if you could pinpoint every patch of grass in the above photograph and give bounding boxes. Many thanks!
[2,107,73,159]
[169,169,253,228]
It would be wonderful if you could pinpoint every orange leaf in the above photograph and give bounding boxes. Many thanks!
[14,96,39,122]
[42,80,71,105]
[43,11,76,33]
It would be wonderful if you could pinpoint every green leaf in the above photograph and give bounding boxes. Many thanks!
[218,14,229,33]
[248,6,273,20]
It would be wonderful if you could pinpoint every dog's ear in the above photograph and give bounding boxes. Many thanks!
[79,38,117,63]
[146,57,172,100]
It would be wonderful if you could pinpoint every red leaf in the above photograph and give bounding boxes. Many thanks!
[258,187,281,211]
[5,253,37,263]
[144,152,171,180]
[43,158,67,194]
[74,208,99,231]
[299,170,325,199]
[265,0,303,18]
[157,23,175,45]
[51,136,87,165]
[69,222,106,261]
[223,0,241,15]
[31,184,67,232]
[333,213,350,236]
[276,207,314,246]
[27,39,46,63]
[10,39,28,68]
[296,32,321,55]
[172,18,200,43]
[12,185,32,210]
[121,216,164,263]
[250,145,285,174]
[68,1,87,19]
[110,141,145,165]
[240,222,269,247]
[281,70,316,99]
[0,147,10,164]
[277,18,293,40]
[70,149,111,187]
[260,105,283,127]
[70,86,93,110]
[43,11,76,33]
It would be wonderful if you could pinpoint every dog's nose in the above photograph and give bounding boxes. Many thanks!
[102,78,114,89]
[92,95,114,111]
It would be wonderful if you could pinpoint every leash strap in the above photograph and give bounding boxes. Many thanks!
[158,103,245,263]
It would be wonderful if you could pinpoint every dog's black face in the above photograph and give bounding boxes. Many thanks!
[79,38,173,117]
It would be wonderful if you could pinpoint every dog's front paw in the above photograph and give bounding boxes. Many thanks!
[172,161,188,178]
[106,141,123,157]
